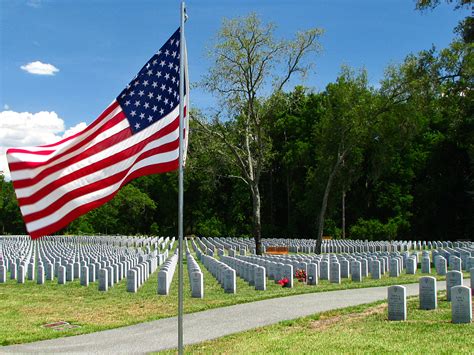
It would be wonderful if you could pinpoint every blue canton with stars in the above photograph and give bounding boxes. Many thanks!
[117,29,184,134]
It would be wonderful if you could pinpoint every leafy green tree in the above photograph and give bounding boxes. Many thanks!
[310,68,375,251]
[198,13,323,254]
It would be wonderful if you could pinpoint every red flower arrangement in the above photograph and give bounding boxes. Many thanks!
[278,277,289,287]
[295,269,307,283]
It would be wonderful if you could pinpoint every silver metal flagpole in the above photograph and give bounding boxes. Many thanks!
[178,1,186,354]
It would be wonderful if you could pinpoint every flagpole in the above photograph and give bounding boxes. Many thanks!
[178,1,186,354]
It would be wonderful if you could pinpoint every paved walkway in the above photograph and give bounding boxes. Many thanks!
[2,279,469,354]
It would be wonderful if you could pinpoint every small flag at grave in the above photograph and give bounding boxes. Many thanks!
[6,29,189,239]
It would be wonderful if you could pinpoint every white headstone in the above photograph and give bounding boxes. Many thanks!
[371,260,381,280]
[388,285,407,321]
[37,265,45,285]
[127,269,138,293]
[436,257,447,276]
[254,266,266,291]
[446,270,463,302]
[406,257,417,274]
[351,260,362,282]
[282,264,294,288]
[191,271,204,298]
[58,265,66,285]
[390,259,400,277]
[419,276,437,310]
[307,263,318,285]
[320,261,329,280]
[17,265,25,284]
[451,285,472,324]
[0,265,6,283]
[421,257,431,274]
[80,266,89,286]
[330,262,341,284]
[224,268,236,293]
[98,268,108,291]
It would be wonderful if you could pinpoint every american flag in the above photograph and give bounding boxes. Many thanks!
[6,28,188,239]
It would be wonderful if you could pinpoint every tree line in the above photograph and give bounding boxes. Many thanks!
[1,4,472,250]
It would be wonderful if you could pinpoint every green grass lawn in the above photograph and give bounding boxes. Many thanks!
[164,291,473,354]
[0,255,470,346]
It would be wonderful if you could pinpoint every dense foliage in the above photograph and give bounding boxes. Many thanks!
[1,11,472,242]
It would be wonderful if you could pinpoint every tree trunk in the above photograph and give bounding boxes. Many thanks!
[251,183,262,255]
[342,188,346,239]
[316,156,343,254]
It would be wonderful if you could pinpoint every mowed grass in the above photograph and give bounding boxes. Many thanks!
[0,254,469,345]
[165,291,474,354]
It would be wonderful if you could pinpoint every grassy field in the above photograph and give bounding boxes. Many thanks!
[164,291,474,354]
[0,255,470,346]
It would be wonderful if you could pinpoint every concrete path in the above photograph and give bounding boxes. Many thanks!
[2,279,469,354]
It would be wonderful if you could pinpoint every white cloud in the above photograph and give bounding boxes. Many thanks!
[3,104,9,110]
[21,61,59,76]
[0,110,86,180]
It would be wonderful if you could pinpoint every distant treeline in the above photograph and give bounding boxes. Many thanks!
[1,9,472,242]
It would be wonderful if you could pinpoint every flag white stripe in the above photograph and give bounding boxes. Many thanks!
[10,117,129,181]
[26,149,180,233]
[20,127,179,215]
[7,104,122,163]
[14,102,180,197]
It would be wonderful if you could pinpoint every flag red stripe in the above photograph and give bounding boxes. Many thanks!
[17,116,179,206]
[28,159,179,239]
[8,109,126,172]
[6,149,55,156]
[23,140,179,223]
[12,126,132,189]
[18,102,121,154]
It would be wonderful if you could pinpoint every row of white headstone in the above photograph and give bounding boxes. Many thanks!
[157,250,179,295]
[185,240,204,298]
[388,274,473,324]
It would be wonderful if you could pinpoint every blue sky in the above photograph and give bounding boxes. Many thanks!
[0,0,469,176]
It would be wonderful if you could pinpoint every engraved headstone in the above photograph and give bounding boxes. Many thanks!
[0,265,6,283]
[320,261,329,280]
[446,270,463,302]
[371,260,381,279]
[471,268,474,294]
[436,257,447,276]
[388,285,407,321]
[191,271,204,297]
[450,256,462,272]
[10,262,17,280]
[282,264,294,288]
[330,262,341,284]
[254,266,266,291]
[406,257,417,274]
[98,268,108,291]
[37,265,45,285]
[58,265,66,285]
[421,257,431,274]
[224,268,236,293]
[27,263,35,281]
[127,269,138,293]
[66,263,74,282]
[351,260,362,282]
[307,263,318,285]
[419,276,437,310]
[46,263,54,281]
[340,259,349,278]
[390,259,400,277]
[80,266,89,286]
[89,264,96,283]
[17,265,25,284]
[451,286,472,324]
